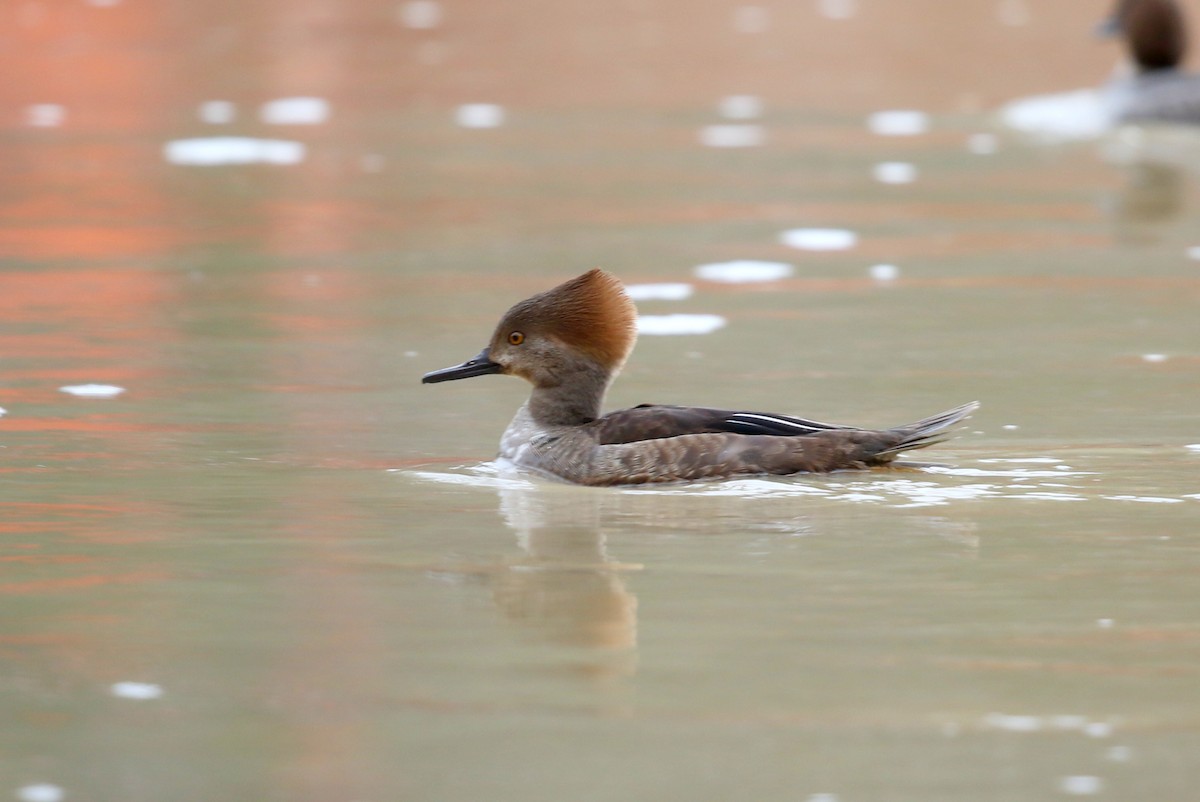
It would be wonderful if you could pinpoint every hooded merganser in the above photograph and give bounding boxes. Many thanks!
[1102,0,1200,123]
[422,269,978,486]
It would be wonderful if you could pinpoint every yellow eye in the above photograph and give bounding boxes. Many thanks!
[507,331,525,345]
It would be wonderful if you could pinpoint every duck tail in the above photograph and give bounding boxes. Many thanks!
[875,401,980,457]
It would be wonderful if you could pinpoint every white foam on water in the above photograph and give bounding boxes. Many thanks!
[883,480,999,507]
[0,407,7,418]
[718,95,763,120]
[636,314,727,335]
[1141,353,1168,363]
[928,466,1094,478]
[1097,618,1115,628]
[455,103,505,128]
[198,100,235,124]
[1059,776,1103,796]
[807,794,840,802]
[164,137,305,165]
[625,283,694,301]
[634,479,830,498]
[1002,424,1020,430]
[399,0,442,28]
[1185,444,1200,452]
[26,104,65,128]
[967,132,999,154]
[16,785,64,802]
[779,228,858,251]
[830,491,887,503]
[59,384,125,398]
[1104,495,1184,504]
[646,476,1000,506]
[694,260,792,283]
[867,109,928,136]
[260,97,329,125]
[110,681,163,700]
[1008,492,1085,502]
[403,463,541,491]
[816,0,856,19]
[873,161,917,184]
[1187,245,1200,260]
[1000,89,1111,141]
[869,264,899,281]
[699,124,764,148]
[983,713,1117,739]
[983,712,1043,732]
[979,457,1062,464]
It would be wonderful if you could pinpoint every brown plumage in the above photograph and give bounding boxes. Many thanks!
[492,269,637,376]
[422,269,979,486]
[1113,0,1188,71]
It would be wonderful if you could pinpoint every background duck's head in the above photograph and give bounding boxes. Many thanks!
[1103,0,1189,71]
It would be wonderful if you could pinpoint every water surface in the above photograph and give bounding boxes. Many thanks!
[3,1,1200,800]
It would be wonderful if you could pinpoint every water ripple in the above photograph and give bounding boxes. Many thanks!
[402,459,1196,507]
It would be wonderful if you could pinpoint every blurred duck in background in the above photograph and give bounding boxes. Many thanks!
[1102,0,1200,123]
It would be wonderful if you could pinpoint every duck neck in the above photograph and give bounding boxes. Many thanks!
[527,364,612,426]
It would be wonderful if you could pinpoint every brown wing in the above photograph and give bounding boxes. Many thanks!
[555,401,979,485]
[594,405,738,444]
[567,430,903,486]
[594,404,848,445]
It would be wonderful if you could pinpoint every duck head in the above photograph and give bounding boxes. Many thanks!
[422,268,638,390]
[1102,0,1188,72]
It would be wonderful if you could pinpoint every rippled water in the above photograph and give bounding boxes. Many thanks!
[4,1,1200,800]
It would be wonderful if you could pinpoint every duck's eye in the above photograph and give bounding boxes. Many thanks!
[507,331,525,346]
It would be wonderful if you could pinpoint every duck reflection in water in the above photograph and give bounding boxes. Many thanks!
[467,469,983,685]
[491,478,641,680]
[1104,159,1188,242]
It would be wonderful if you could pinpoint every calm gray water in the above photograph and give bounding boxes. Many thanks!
[3,1,1200,800]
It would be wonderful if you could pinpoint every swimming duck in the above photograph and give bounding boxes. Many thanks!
[422,269,978,486]
[1103,0,1200,122]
